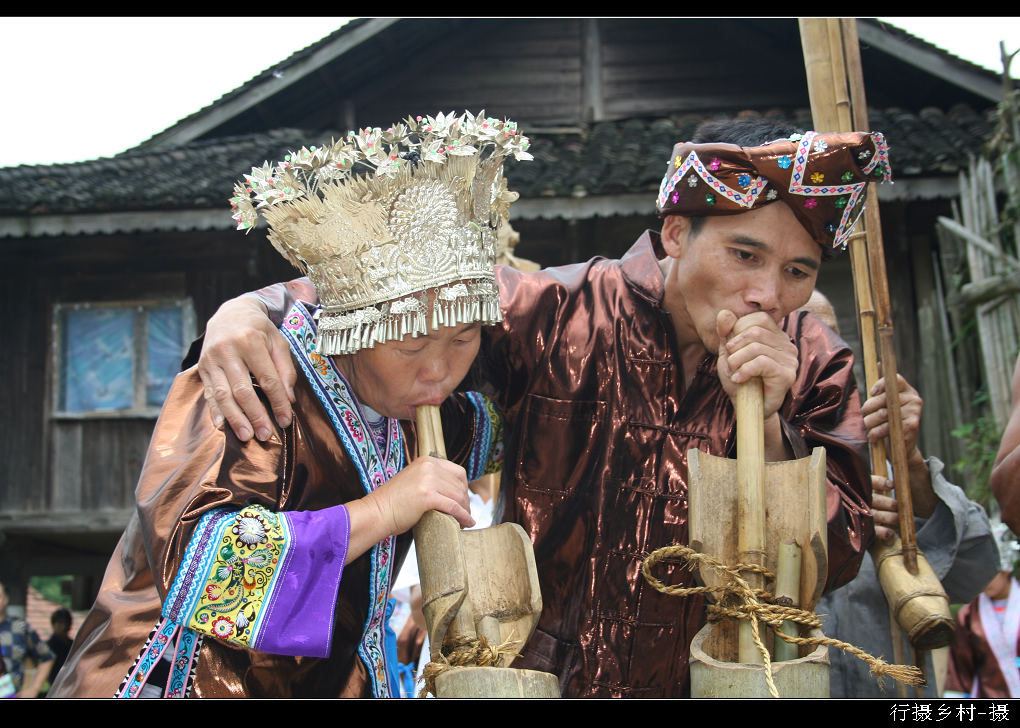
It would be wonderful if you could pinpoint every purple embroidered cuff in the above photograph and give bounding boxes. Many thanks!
[163,503,350,658]
[253,505,350,656]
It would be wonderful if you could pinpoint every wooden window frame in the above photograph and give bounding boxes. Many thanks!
[50,298,196,420]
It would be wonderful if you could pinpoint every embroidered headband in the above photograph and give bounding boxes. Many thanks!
[230,111,532,356]
[656,130,892,252]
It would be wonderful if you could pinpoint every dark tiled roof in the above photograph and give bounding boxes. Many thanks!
[0,107,998,218]
[0,129,339,217]
[128,18,1002,157]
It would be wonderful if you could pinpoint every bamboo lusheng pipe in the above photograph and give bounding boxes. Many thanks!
[800,20,940,690]
[774,541,803,663]
[840,17,918,571]
[736,378,767,663]
[798,17,918,572]
[414,405,480,657]
[830,22,954,677]
[413,405,561,697]
[416,404,447,459]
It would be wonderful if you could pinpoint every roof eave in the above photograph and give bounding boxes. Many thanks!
[0,177,965,239]
[858,21,1003,103]
[135,18,399,153]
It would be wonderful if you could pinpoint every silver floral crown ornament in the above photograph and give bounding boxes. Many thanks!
[230,111,532,355]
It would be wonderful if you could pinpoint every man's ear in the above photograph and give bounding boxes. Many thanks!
[660,215,691,259]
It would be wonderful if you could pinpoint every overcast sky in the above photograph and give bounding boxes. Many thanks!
[2,16,1017,169]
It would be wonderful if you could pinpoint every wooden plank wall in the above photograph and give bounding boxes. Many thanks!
[0,272,48,513]
[598,19,809,120]
[345,18,585,128]
[0,227,295,516]
[301,18,813,131]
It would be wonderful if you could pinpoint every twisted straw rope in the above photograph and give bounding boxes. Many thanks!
[418,635,524,698]
[642,544,925,698]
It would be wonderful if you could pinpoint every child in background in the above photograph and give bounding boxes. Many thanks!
[945,523,1020,698]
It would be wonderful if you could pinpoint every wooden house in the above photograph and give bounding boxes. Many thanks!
[0,18,1004,607]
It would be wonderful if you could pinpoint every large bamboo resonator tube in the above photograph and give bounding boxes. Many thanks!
[411,405,560,698]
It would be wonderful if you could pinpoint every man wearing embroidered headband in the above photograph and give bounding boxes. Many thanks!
[188,118,881,697]
[48,112,519,698]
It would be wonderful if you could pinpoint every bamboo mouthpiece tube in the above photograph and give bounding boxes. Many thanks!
[416,404,447,459]
[736,378,766,664]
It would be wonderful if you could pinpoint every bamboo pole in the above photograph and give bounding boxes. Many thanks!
[774,541,803,663]
[736,379,767,663]
[412,405,561,698]
[799,17,918,572]
[414,406,480,654]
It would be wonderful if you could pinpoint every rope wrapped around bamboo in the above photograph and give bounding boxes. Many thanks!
[418,636,525,698]
[642,544,925,697]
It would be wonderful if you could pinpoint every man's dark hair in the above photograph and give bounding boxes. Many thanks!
[51,607,72,628]
[690,118,802,147]
[682,118,805,238]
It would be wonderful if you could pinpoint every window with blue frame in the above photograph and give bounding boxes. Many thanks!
[53,300,195,416]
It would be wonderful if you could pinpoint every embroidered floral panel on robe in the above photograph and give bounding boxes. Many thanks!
[50,302,501,698]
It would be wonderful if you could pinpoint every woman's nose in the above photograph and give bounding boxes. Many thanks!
[420,357,449,384]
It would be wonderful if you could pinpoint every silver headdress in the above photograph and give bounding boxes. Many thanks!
[230,111,532,355]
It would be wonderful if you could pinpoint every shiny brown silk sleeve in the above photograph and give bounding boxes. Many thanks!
[485,255,872,592]
[50,366,377,698]
[252,278,317,327]
[138,369,288,600]
[946,601,979,695]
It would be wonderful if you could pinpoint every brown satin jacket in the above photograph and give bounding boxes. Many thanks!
[252,231,873,698]
[946,595,1020,699]
[49,366,484,698]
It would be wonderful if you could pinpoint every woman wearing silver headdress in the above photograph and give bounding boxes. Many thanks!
[49,112,530,698]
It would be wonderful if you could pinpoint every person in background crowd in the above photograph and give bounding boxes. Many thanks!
[42,607,74,695]
[992,353,1020,534]
[946,524,1019,698]
[803,290,997,698]
[0,581,54,698]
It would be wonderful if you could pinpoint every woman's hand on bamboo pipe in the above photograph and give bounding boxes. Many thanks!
[345,456,475,563]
